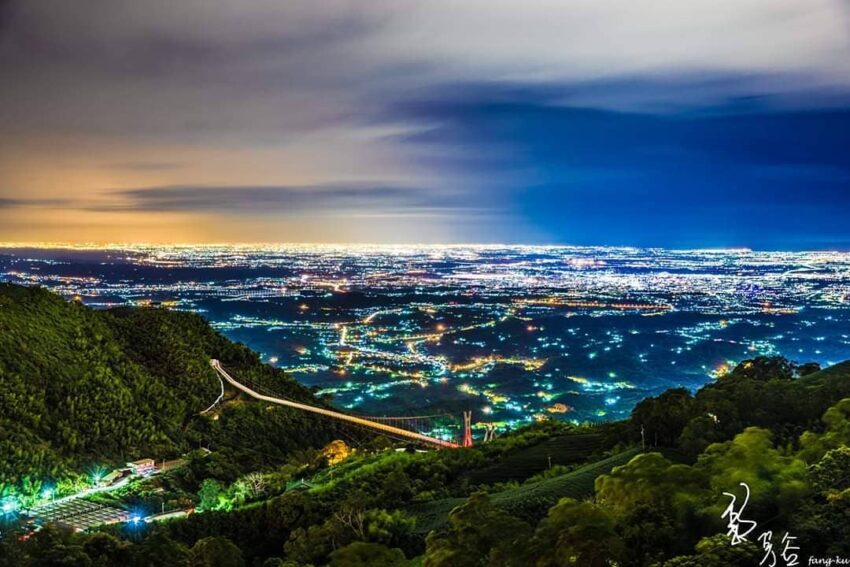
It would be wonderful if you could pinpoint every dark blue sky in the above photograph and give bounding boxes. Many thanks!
[393,87,850,248]
[1,1,849,247]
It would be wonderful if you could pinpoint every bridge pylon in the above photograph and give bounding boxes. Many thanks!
[462,411,473,447]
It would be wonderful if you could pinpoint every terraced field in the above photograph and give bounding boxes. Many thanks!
[466,432,605,486]
[409,447,641,533]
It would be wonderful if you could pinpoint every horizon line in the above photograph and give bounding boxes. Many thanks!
[2,241,850,254]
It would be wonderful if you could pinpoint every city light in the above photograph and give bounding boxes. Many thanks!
[1,497,19,514]
[2,244,849,429]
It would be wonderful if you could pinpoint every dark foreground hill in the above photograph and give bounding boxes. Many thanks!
[0,283,337,486]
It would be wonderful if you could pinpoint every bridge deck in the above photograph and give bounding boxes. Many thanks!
[210,360,459,449]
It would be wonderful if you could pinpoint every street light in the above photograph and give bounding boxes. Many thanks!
[1,497,19,515]
[128,507,146,526]
[89,465,107,487]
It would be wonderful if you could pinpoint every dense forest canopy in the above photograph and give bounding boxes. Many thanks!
[0,283,338,491]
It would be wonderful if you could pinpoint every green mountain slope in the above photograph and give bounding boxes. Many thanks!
[0,283,336,486]
[408,447,641,532]
[797,359,850,393]
[465,432,605,485]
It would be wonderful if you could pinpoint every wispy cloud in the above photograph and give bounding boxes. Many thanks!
[90,184,473,216]
[104,161,185,171]
[0,197,72,209]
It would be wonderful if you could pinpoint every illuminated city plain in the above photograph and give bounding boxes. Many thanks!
[2,244,849,430]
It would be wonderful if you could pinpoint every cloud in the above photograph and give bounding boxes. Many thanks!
[91,184,472,216]
[2,1,850,245]
[2,0,849,144]
[381,82,850,247]
[390,81,850,171]
[105,161,185,171]
[0,197,71,208]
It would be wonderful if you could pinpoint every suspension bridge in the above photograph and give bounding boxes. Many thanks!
[209,360,471,449]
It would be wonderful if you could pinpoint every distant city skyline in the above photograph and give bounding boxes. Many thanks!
[1,1,849,248]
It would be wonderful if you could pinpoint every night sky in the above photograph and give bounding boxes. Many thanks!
[1,1,849,248]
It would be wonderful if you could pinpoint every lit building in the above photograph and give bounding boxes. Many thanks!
[127,458,156,475]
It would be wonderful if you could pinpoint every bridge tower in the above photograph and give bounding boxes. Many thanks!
[462,411,473,447]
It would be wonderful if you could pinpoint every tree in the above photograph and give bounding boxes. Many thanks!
[322,440,352,466]
[630,389,693,447]
[529,498,624,567]
[699,427,809,521]
[678,415,725,459]
[363,509,415,548]
[0,529,27,567]
[792,446,850,556]
[334,507,368,540]
[284,522,349,565]
[190,536,244,567]
[797,362,821,377]
[424,492,531,567]
[660,534,760,567]
[800,398,850,462]
[617,503,678,566]
[242,472,266,499]
[82,533,131,566]
[132,532,191,567]
[809,446,850,494]
[724,357,797,382]
[378,468,413,506]
[197,479,228,511]
[595,453,707,519]
[23,525,93,567]
[328,542,406,567]
[596,452,711,552]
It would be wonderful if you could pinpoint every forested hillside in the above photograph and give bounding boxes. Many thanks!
[4,353,847,565]
[0,283,337,487]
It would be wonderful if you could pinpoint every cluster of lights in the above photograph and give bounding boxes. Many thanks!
[1,497,19,514]
[3,244,850,428]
